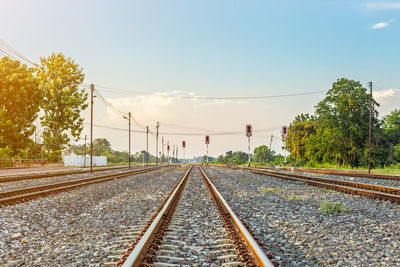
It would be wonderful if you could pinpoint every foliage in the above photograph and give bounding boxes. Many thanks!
[38,53,87,159]
[0,57,41,157]
[319,200,347,214]
[253,145,275,163]
[286,78,391,168]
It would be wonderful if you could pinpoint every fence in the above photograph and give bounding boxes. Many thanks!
[0,159,48,168]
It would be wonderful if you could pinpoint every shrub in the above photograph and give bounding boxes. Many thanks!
[319,200,347,214]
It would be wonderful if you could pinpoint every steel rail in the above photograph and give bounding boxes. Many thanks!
[248,169,400,203]
[251,166,400,181]
[0,165,132,184]
[121,165,193,267]
[199,166,276,267]
[0,166,163,206]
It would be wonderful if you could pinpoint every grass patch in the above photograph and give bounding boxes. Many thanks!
[321,188,336,193]
[288,194,302,201]
[239,177,249,182]
[260,187,282,195]
[319,200,347,214]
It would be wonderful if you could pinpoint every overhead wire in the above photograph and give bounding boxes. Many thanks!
[0,39,35,66]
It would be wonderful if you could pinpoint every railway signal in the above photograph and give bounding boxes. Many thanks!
[282,125,288,138]
[205,135,210,164]
[246,124,252,166]
[167,142,170,164]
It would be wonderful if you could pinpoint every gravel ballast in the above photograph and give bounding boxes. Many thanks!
[205,166,400,266]
[0,166,184,266]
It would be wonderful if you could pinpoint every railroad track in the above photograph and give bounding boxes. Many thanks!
[0,166,163,206]
[231,167,400,203]
[253,166,400,181]
[113,165,279,267]
[0,165,133,184]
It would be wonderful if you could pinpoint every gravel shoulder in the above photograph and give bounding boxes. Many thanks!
[0,168,136,192]
[206,166,400,266]
[0,166,185,266]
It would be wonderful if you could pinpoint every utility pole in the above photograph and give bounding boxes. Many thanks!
[90,84,94,173]
[176,146,178,163]
[172,145,175,163]
[162,137,164,164]
[156,122,159,165]
[128,112,131,169]
[269,134,273,151]
[146,126,149,166]
[368,81,372,174]
[84,135,87,168]
[167,141,170,164]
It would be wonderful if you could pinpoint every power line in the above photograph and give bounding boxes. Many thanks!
[84,122,281,136]
[89,84,326,100]
[0,39,35,66]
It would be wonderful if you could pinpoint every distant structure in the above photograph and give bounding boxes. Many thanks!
[63,152,107,167]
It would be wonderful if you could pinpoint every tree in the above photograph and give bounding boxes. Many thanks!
[313,78,380,166]
[383,109,400,144]
[0,57,41,157]
[38,53,87,160]
[92,138,111,156]
[253,145,274,163]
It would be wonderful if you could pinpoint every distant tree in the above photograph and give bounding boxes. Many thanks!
[38,53,87,160]
[383,109,400,144]
[285,114,316,161]
[253,145,274,163]
[0,57,41,157]
[92,138,112,156]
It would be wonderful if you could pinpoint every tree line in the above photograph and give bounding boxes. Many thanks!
[285,78,400,168]
[0,54,87,161]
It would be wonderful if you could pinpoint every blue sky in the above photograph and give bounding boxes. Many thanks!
[1,0,399,157]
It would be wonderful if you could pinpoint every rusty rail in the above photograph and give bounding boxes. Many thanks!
[0,166,164,206]
[234,167,400,203]
[0,165,133,184]
[118,165,278,267]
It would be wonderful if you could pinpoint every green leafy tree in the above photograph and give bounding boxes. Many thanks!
[0,57,41,157]
[285,114,316,161]
[253,145,274,163]
[92,138,111,156]
[313,78,380,166]
[383,109,400,144]
[38,53,87,160]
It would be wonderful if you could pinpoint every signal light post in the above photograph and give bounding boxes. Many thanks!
[182,141,186,163]
[167,142,170,164]
[123,112,131,169]
[282,125,288,163]
[246,124,252,167]
[205,135,210,164]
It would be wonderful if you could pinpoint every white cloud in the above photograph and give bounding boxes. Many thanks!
[366,3,400,10]
[371,22,390,29]
[373,88,400,116]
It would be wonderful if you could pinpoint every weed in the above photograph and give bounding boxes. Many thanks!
[319,200,347,214]
[260,187,282,195]
[239,177,249,182]
[288,194,302,201]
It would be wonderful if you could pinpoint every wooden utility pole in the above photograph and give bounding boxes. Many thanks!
[156,122,159,165]
[128,112,131,169]
[84,135,87,167]
[90,84,94,173]
[146,126,149,165]
[269,134,273,150]
[368,82,372,174]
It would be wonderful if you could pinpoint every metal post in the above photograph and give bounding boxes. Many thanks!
[128,112,131,169]
[146,126,149,166]
[84,134,87,168]
[172,145,175,163]
[162,137,164,164]
[176,146,178,163]
[167,141,169,164]
[248,136,251,166]
[90,84,94,173]
[206,144,209,164]
[368,81,372,174]
[156,122,159,165]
